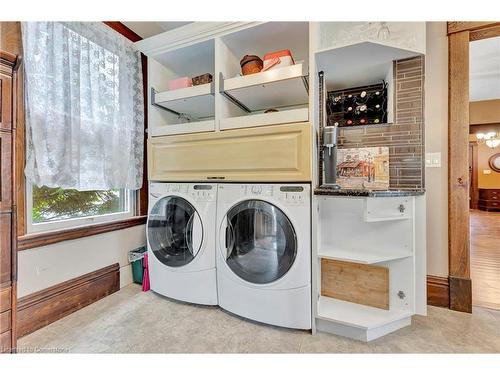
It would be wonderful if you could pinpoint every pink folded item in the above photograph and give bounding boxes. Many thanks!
[168,76,192,90]
[142,253,150,292]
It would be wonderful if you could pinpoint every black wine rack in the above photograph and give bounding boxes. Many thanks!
[326,81,388,127]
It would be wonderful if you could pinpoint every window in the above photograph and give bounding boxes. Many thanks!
[27,185,135,233]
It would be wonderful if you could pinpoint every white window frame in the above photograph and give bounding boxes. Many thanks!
[26,184,136,234]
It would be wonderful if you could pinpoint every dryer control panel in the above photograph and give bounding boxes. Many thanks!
[279,185,308,206]
[149,183,216,202]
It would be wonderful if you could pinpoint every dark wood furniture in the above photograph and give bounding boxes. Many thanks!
[478,188,500,211]
[0,50,19,353]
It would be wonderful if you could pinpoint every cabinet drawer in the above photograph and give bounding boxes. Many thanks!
[0,286,11,313]
[364,197,413,222]
[149,122,312,182]
[0,309,11,334]
[479,189,500,200]
[0,329,11,353]
[0,213,11,284]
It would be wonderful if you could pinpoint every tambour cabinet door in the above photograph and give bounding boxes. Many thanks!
[148,122,312,182]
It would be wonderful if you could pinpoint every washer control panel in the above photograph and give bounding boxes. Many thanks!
[190,184,216,202]
[234,184,308,206]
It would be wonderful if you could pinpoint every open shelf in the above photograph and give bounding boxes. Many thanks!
[317,296,412,330]
[316,41,421,90]
[318,247,412,264]
[150,119,215,137]
[152,83,215,119]
[221,64,309,112]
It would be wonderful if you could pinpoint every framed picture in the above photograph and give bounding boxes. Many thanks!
[488,153,500,173]
[336,147,390,190]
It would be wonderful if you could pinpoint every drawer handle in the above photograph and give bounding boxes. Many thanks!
[398,204,406,213]
[207,176,225,180]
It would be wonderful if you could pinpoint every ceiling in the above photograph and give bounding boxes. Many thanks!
[470,36,500,101]
[122,22,192,39]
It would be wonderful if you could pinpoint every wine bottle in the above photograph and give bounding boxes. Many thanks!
[355,104,367,116]
[329,94,342,112]
[367,103,383,115]
[372,117,381,124]
[358,116,368,125]
[344,106,354,120]
[344,94,356,107]
[356,90,368,104]
[346,119,354,126]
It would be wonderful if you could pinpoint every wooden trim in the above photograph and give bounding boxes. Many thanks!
[103,22,143,43]
[17,263,119,337]
[447,22,500,35]
[448,31,472,313]
[449,276,472,313]
[470,24,500,41]
[17,215,146,251]
[427,275,450,308]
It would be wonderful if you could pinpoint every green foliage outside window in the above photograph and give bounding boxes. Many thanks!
[32,186,125,223]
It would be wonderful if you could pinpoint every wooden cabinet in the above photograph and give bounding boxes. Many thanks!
[148,122,312,182]
[479,188,500,211]
[0,50,18,354]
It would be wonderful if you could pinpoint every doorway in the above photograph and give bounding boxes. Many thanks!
[448,22,500,312]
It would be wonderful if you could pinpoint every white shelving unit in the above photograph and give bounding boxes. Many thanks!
[314,195,423,341]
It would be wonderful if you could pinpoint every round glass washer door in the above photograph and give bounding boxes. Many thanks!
[148,196,203,267]
[223,199,297,284]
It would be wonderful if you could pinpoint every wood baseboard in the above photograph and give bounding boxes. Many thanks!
[17,263,120,338]
[427,275,450,308]
[449,276,472,313]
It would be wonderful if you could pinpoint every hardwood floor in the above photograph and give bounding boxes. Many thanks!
[470,209,500,310]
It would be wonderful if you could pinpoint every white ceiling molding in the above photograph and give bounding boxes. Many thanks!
[134,22,263,57]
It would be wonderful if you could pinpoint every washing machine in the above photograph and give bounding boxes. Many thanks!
[147,182,217,305]
[216,183,311,329]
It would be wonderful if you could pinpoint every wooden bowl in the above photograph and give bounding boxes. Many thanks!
[240,55,263,75]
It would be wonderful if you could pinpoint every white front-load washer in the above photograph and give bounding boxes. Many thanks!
[216,183,311,329]
[147,182,217,305]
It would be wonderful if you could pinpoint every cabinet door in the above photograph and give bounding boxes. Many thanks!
[148,122,312,182]
[0,72,13,131]
[0,131,12,212]
[0,213,11,285]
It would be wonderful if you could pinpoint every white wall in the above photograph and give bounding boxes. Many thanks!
[425,22,449,277]
[18,225,146,297]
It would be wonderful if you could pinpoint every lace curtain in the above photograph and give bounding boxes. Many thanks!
[22,22,144,190]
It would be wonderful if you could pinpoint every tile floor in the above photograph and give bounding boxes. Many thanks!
[18,284,500,353]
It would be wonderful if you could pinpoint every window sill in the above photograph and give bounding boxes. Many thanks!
[17,215,147,251]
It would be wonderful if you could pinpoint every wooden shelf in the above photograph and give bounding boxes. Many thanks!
[318,247,412,264]
[221,64,309,112]
[219,107,308,130]
[152,82,215,119]
[150,119,215,137]
[317,296,412,329]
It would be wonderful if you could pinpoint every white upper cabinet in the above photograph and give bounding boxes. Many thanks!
[317,22,426,55]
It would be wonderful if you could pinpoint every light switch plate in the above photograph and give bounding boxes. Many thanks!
[426,152,441,168]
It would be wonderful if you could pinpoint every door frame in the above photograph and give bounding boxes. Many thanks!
[447,22,500,312]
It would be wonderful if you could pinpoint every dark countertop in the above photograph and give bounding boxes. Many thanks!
[314,186,426,197]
